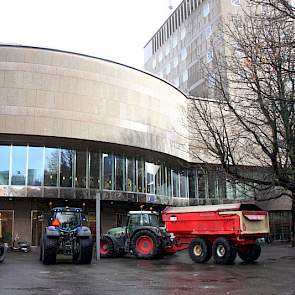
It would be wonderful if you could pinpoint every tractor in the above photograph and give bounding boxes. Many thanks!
[40,207,93,265]
[0,242,6,263]
[100,210,176,259]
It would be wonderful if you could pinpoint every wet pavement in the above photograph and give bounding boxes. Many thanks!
[0,244,295,295]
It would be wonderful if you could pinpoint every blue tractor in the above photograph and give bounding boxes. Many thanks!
[40,207,93,265]
[0,242,6,263]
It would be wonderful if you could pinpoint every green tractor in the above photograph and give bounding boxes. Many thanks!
[100,210,175,259]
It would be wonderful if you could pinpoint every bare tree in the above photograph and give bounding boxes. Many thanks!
[187,1,295,244]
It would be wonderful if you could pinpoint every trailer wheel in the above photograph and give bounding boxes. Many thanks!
[188,238,212,263]
[100,236,116,258]
[131,230,161,259]
[42,236,58,265]
[212,237,236,265]
[238,244,261,262]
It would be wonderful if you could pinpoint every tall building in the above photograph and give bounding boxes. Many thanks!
[144,0,242,97]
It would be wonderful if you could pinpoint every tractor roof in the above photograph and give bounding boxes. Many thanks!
[52,207,82,212]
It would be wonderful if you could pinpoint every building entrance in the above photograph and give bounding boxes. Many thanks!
[0,210,14,245]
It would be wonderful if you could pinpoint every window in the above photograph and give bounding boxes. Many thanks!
[28,146,44,186]
[60,149,73,187]
[154,164,161,195]
[44,147,59,186]
[205,25,212,39]
[126,157,135,192]
[0,145,10,185]
[188,169,197,198]
[231,0,240,6]
[172,36,178,48]
[203,3,210,17]
[146,162,155,194]
[89,152,100,189]
[179,170,187,197]
[103,153,113,190]
[172,170,179,197]
[182,70,188,82]
[137,159,145,193]
[115,155,124,191]
[11,146,27,185]
[165,63,171,75]
[173,56,178,68]
[165,45,170,56]
[181,28,186,40]
[197,169,207,198]
[181,47,187,61]
[75,150,87,188]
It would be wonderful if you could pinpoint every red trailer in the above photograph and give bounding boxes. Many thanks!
[162,203,269,264]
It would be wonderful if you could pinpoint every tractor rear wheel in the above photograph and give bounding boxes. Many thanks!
[212,237,237,265]
[77,238,93,264]
[238,244,261,262]
[42,236,58,265]
[0,244,6,263]
[100,236,116,258]
[131,230,161,259]
[189,238,212,263]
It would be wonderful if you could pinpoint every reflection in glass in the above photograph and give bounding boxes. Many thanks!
[167,168,172,197]
[11,146,27,185]
[188,169,196,198]
[44,148,59,186]
[137,159,145,193]
[28,146,44,186]
[0,145,10,185]
[146,162,155,194]
[103,153,113,190]
[115,155,124,191]
[179,170,186,197]
[60,149,73,187]
[126,157,135,192]
[198,169,207,198]
[90,152,100,189]
[76,150,86,188]
[154,165,161,195]
[160,165,167,196]
[172,170,179,197]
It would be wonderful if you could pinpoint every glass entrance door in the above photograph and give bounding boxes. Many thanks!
[0,210,14,245]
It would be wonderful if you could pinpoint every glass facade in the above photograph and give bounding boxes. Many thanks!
[0,144,231,200]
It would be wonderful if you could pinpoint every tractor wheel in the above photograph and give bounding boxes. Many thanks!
[238,244,261,262]
[0,245,6,263]
[212,237,237,265]
[42,236,58,265]
[39,238,43,261]
[188,238,212,263]
[77,238,93,264]
[131,230,161,259]
[100,236,116,258]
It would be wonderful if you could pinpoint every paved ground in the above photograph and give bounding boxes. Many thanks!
[0,244,294,295]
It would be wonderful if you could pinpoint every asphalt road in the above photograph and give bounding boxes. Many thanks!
[0,244,294,295]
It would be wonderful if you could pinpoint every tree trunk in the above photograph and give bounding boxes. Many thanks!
[291,194,295,247]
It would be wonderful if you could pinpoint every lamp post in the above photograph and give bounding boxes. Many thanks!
[96,192,100,260]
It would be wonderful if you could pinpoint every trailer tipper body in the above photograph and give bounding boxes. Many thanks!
[162,203,269,264]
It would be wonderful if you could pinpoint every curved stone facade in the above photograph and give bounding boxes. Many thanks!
[0,45,189,162]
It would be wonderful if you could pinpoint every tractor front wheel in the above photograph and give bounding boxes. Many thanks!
[238,244,261,262]
[100,236,116,258]
[189,238,212,263]
[212,237,237,265]
[131,230,161,259]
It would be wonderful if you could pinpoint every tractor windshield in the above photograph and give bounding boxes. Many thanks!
[53,212,81,229]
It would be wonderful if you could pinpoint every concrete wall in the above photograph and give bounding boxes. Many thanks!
[0,45,189,162]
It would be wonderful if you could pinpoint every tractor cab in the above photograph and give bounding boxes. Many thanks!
[127,211,161,230]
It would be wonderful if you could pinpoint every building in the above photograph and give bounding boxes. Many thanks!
[0,45,291,246]
[144,0,242,97]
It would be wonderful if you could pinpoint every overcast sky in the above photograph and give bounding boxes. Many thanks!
[0,0,182,69]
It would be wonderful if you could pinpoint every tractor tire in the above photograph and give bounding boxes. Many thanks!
[77,238,93,264]
[0,244,6,263]
[42,236,58,265]
[238,244,261,262]
[188,238,212,263]
[130,230,162,259]
[100,236,116,258]
[212,237,237,265]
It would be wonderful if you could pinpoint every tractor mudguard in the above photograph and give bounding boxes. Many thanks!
[76,226,92,238]
[103,234,123,253]
[45,226,60,237]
